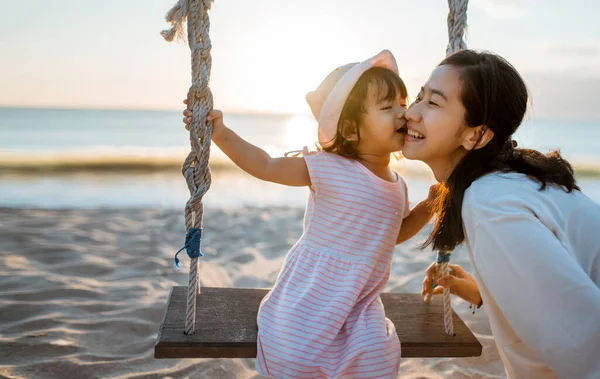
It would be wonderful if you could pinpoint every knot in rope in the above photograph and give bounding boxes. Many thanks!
[192,42,212,59]
[189,82,209,100]
[174,227,204,270]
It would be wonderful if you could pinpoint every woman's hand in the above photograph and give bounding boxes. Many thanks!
[182,99,226,140]
[421,263,482,306]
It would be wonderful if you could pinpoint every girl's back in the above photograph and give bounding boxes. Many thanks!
[302,151,409,262]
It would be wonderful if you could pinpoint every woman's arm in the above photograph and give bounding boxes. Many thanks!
[470,210,600,378]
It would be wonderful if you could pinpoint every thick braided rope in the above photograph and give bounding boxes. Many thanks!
[446,0,468,55]
[162,0,214,336]
[441,259,454,335]
[423,253,453,336]
[424,264,441,304]
[428,0,468,337]
[426,253,454,336]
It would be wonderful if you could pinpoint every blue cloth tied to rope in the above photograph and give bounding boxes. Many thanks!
[436,251,451,264]
[174,227,204,270]
[432,252,451,289]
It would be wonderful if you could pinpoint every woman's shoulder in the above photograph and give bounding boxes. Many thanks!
[462,173,540,223]
[463,171,596,226]
[467,171,555,199]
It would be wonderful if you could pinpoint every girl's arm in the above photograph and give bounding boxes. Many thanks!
[396,185,437,244]
[466,199,600,378]
[206,110,311,187]
[396,199,434,244]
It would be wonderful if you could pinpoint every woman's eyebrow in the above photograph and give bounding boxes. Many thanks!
[422,86,448,101]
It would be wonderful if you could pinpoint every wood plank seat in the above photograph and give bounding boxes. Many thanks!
[155,287,482,359]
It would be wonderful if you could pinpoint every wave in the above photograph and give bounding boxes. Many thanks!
[0,149,236,173]
[2,150,600,178]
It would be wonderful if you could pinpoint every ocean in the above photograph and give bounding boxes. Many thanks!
[1,107,599,208]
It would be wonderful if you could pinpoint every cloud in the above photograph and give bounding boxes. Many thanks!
[546,45,600,58]
[471,0,525,19]
[524,71,600,121]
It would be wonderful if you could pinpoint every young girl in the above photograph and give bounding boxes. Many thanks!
[184,50,434,378]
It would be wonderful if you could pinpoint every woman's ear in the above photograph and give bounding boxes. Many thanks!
[462,125,494,151]
[341,120,359,141]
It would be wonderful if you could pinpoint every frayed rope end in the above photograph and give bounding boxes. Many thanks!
[173,256,182,271]
[161,28,178,42]
[161,0,188,42]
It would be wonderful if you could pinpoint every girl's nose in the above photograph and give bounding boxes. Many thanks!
[396,107,406,118]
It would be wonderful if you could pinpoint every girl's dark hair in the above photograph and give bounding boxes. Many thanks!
[319,67,408,158]
[427,50,579,252]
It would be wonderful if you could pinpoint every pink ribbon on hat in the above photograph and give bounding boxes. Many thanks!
[317,50,399,147]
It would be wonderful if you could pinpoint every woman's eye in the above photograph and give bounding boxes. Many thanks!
[428,101,438,107]
[381,106,392,110]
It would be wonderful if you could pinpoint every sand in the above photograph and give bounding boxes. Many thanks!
[0,207,507,379]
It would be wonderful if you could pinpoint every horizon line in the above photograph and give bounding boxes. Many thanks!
[0,104,312,117]
[1,105,599,123]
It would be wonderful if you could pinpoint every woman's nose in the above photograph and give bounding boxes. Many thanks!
[405,103,419,121]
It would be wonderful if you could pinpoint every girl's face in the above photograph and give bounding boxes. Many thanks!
[355,89,408,156]
[402,65,477,179]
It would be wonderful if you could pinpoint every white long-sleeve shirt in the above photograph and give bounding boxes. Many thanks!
[462,172,600,379]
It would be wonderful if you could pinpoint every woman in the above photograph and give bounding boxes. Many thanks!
[407,50,600,378]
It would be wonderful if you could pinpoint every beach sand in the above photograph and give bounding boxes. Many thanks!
[0,207,507,379]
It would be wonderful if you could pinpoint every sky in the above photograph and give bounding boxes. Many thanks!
[1,0,599,120]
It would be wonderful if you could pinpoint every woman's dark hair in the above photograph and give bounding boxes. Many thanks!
[319,67,408,158]
[426,50,579,252]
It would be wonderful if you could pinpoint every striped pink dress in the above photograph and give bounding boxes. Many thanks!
[256,151,410,379]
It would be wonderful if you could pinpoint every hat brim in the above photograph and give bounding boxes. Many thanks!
[318,50,399,147]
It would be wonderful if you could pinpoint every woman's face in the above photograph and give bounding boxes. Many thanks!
[403,65,476,180]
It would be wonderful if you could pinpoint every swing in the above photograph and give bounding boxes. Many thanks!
[154,0,482,359]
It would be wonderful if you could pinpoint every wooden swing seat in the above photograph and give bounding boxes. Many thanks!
[154,287,482,359]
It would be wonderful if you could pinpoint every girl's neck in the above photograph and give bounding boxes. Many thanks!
[358,153,391,167]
